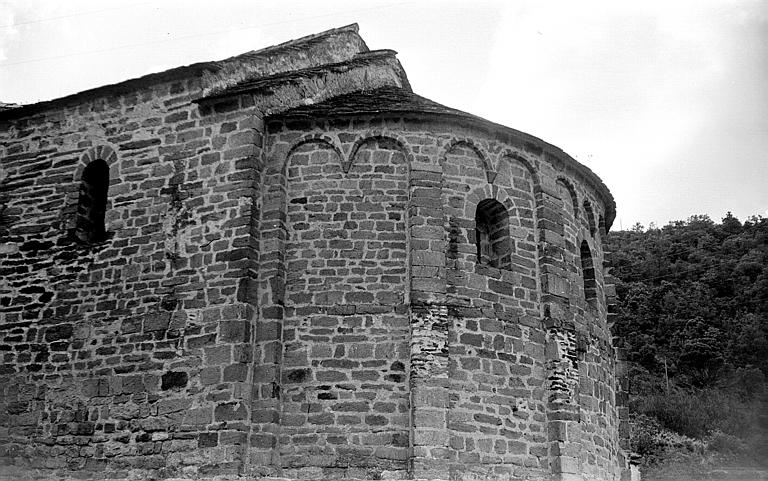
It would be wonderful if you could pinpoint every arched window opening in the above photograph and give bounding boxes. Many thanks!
[583,201,596,237]
[580,240,597,304]
[557,178,578,219]
[475,199,512,270]
[75,159,109,243]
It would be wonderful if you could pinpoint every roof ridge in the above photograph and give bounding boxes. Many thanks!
[232,23,363,59]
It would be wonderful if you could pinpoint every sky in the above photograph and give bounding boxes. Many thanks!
[1,0,766,230]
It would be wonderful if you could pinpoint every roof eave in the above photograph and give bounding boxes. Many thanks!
[196,50,411,103]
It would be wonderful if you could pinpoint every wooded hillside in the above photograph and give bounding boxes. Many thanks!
[606,214,768,472]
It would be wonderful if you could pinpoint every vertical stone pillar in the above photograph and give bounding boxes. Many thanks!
[545,319,584,481]
[247,113,283,476]
[537,181,584,481]
[606,250,632,480]
[408,162,450,480]
[615,348,633,481]
[205,109,264,474]
[410,304,449,479]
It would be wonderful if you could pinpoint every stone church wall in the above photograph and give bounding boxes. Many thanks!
[0,25,419,480]
[263,114,622,481]
[0,73,264,476]
[0,24,627,481]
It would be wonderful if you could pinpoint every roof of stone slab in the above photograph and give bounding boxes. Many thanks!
[198,49,411,102]
[0,24,366,120]
[271,85,616,229]
[269,84,474,119]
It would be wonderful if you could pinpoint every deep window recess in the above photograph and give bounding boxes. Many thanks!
[74,159,109,243]
[580,240,597,303]
[475,199,512,270]
[583,201,596,237]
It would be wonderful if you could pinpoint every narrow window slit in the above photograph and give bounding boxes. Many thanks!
[74,159,109,244]
[580,240,597,304]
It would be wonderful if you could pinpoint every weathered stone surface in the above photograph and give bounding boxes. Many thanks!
[0,22,624,481]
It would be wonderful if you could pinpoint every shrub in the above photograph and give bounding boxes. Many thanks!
[631,414,664,457]
[632,388,763,438]
[632,391,715,438]
[631,413,706,461]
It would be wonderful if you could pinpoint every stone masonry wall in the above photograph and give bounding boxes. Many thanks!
[265,114,624,481]
[0,74,262,478]
[268,134,411,478]
[0,28,625,480]
[542,161,619,481]
[0,26,412,480]
[1,94,624,481]
[440,140,548,480]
